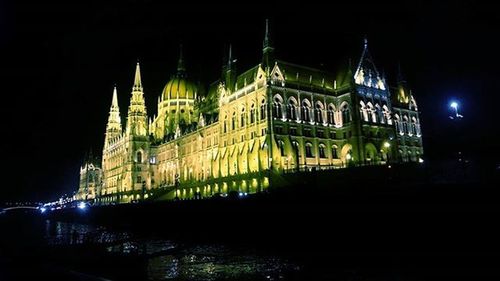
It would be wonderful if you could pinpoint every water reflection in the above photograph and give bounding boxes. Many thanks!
[144,245,298,281]
[44,220,131,246]
[43,220,299,280]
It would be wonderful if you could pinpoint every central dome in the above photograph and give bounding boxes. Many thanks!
[162,76,197,100]
[162,45,197,101]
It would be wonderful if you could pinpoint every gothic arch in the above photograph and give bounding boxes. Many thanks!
[394,114,402,134]
[375,103,385,124]
[364,143,377,164]
[339,101,351,125]
[359,100,369,122]
[288,97,299,121]
[318,143,327,158]
[340,143,353,163]
[383,105,392,124]
[315,101,325,124]
[273,94,284,119]
[327,103,336,124]
[403,115,410,135]
[367,102,377,123]
[301,99,312,122]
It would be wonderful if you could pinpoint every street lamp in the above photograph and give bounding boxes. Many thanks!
[449,100,467,180]
[449,101,463,119]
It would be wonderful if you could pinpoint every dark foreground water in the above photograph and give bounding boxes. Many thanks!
[1,212,302,281]
[45,220,300,280]
[3,182,500,281]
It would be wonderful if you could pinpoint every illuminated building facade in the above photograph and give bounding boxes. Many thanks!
[81,22,424,203]
[75,152,103,201]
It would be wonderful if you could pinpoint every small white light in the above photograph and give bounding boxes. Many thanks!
[418,158,424,163]
[450,102,458,109]
[384,142,391,148]
[78,202,87,210]
[40,207,47,213]
[239,192,244,197]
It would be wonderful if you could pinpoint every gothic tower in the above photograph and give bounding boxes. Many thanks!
[122,62,151,195]
[104,86,122,146]
[126,62,148,137]
[262,19,275,70]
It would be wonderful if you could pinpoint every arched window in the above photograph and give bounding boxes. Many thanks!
[302,99,311,122]
[360,101,369,122]
[398,149,405,162]
[240,107,246,127]
[278,140,285,156]
[273,96,283,119]
[376,104,385,124]
[411,117,418,136]
[327,104,335,124]
[332,145,339,159]
[223,115,228,133]
[319,144,326,158]
[403,115,409,134]
[136,175,142,183]
[367,102,377,123]
[288,98,298,121]
[292,140,300,159]
[232,112,237,130]
[383,105,392,125]
[413,116,421,136]
[305,142,314,158]
[394,114,402,134]
[250,104,256,124]
[341,103,351,125]
[315,102,324,124]
[136,151,142,163]
[260,99,266,120]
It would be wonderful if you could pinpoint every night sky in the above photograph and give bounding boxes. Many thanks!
[1,0,498,202]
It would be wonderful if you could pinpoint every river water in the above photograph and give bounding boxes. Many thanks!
[1,212,302,280]
[3,205,499,280]
[44,220,300,280]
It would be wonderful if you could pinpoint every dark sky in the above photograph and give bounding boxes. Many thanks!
[1,0,498,202]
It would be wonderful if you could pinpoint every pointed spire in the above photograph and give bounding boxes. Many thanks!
[133,61,143,92]
[227,44,233,68]
[262,19,275,67]
[177,44,186,75]
[127,62,147,136]
[112,86,119,108]
[263,19,271,50]
[106,86,122,141]
[354,36,381,86]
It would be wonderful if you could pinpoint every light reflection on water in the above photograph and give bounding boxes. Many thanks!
[144,245,299,281]
[44,220,131,245]
[43,220,300,280]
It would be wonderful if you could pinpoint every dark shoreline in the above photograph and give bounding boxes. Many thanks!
[3,165,500,280]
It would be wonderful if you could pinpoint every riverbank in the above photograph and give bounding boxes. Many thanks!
[3,165,500,280]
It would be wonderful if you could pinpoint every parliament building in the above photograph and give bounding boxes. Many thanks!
[76,21,424,203]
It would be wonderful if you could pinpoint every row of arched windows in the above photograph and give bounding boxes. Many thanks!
[359,101,392,125]
[272,96,352,126]
[278,140,341,159]
[394,114,421,136]
[223,99,267,133]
